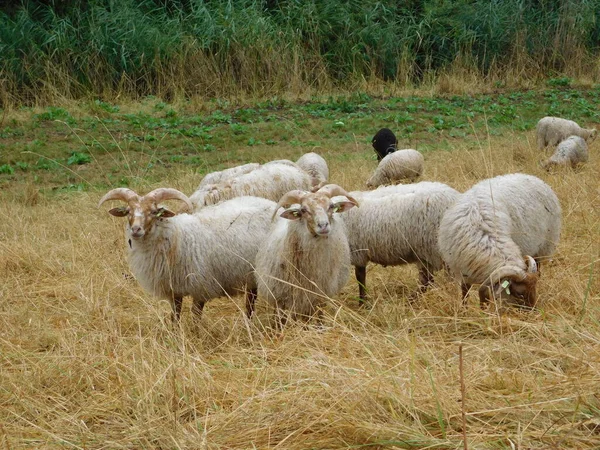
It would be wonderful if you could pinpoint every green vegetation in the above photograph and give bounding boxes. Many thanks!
[1,87,598,192]
[1,0,599,104]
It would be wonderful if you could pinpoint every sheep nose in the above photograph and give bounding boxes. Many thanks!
[131,225,144,238]
[316,222,330,235]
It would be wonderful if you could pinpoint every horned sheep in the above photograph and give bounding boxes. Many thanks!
[99,188,276,321]
[190,162,312,210]
[366,149,424,187]
[296,152,329,188]
[255,185,358,324]
[438,174,561,309]
[536,116,596,150]
[542,135,589,169]
[339,182,460,303]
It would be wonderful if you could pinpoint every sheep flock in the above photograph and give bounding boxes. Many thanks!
[97,115,597,326]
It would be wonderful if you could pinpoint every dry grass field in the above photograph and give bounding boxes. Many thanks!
[1,95,599,448]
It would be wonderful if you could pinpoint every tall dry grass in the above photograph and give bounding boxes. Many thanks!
[1,130,599,448]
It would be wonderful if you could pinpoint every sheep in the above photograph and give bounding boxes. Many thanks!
[99,187,277,321]
[372,128,398,161]
[542,135,589,169]
[536,116,596,150]
[339,182,460,303]
[197,163,260,187]
[296,152,329,188]
[366,149,424,187]
[255,184,358,324]
[190,162,313,210]
[438,173,561,309]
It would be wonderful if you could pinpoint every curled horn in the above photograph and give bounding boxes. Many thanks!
[98,188,139,208]
[525,255,538,273]
[272,190,307,220]
[144,188,193,212]
[316,184,359,206]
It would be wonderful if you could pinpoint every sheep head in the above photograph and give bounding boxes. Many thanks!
[99,187,192,239]
[479,256,539,309]
[372,128,398,161]
[276,184,358,238]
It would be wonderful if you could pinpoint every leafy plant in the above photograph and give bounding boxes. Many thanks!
[67,152,92,165]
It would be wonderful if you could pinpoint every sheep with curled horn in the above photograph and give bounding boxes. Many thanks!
[255,184,358,326]
[99,187,277,322]
[438,173,561,310]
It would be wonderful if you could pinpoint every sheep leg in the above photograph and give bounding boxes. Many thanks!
[171,295,183,322]
[191,297,205,319]
[417,267,434,293]
[461,283,471,306]
[355,266,367,305]
[246,288,257,318]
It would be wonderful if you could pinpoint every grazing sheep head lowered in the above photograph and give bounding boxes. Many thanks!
[479,256,539,309]
[274,184,358,237]
[98,188,192,239]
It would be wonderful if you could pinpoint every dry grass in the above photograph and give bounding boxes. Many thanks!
[1,128,599,449]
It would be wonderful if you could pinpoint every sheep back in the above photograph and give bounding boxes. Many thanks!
[366,149,424,187]
[342,182,460,271]
[197,163,260,188]
[296,152,329,187]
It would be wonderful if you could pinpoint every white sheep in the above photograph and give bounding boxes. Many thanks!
[255,185,358,324]
[197,163,260,187]
[438,173,561,309]
[296,152,329,188]
[536,116,596,150]
[366,149,424,188]
[339,182,460,303]
[99,188,276,321]
[542,135,589,169]
[190,162,313,210]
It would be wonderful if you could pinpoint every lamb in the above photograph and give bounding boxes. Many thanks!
[366,149,424,187]
[372,128,398,161]
[296,152,329,188]
[339,182,460,303]
[438,174,561,309]
[542,135,589,169]
[190,162,312,210]
[197,163,260,187]
[536,116,596,150]
[99,187,277,321]
[255,185,358,324]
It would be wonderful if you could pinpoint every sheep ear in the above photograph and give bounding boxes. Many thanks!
[153,207,176,218]
[333,201,356,213]
[108,206,129,217]
[280,208,302,221]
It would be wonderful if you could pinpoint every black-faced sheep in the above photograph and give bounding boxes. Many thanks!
[372,128,398,161]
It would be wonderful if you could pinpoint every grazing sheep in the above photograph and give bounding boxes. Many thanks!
[197,163,260,188]
[339,182,460,303]
[372,128,398,161]
[438,174,561,309]
[536,116,596,150]
[190,162,312,210]
[99,188,276,321]
[542,135,589,169]
[296,152,329,188]
[255,185,358,324]
[366,149,424,187]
